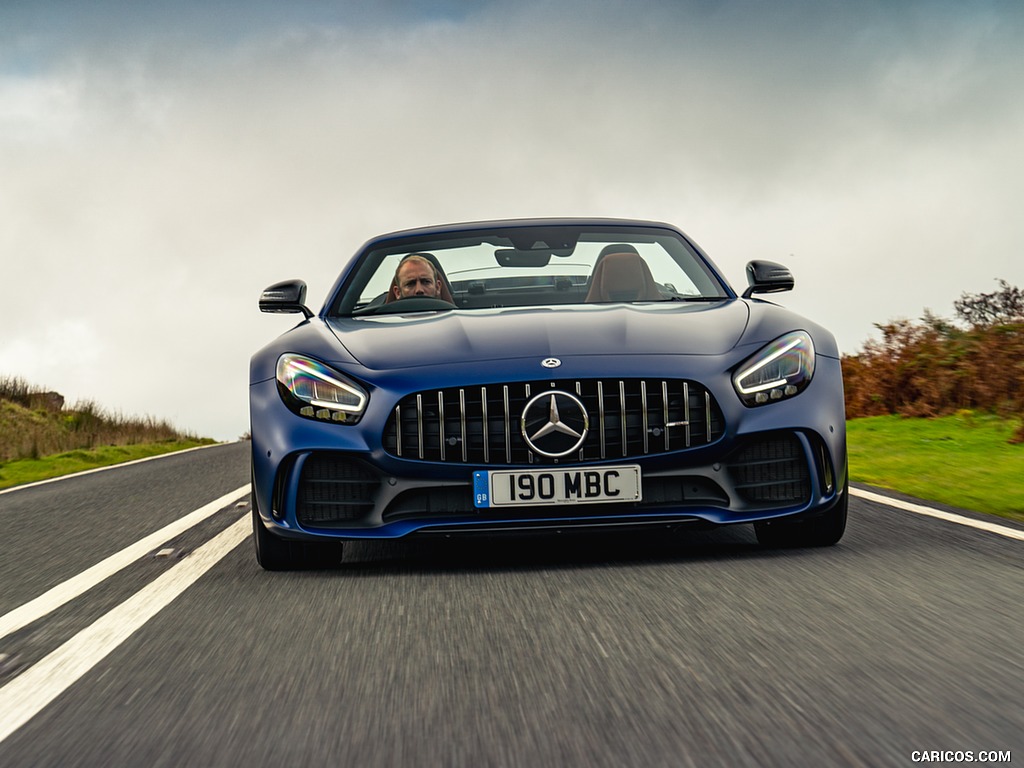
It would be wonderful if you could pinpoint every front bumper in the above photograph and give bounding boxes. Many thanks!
[253,428,843,540]
[250,355,847,541]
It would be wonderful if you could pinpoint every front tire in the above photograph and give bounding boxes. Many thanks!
[252,481,344,571]
[754,477,848,548]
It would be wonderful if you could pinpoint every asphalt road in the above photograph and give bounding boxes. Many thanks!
[0,441,1021,767]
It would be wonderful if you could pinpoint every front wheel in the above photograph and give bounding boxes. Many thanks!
[754,477,848,548]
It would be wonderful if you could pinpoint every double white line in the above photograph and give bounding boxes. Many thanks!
[0,485,251,744]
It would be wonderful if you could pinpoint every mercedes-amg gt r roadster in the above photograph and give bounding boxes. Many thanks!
[250,218,847,569]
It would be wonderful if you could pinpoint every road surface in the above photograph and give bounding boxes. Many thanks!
[0,442,1020,767]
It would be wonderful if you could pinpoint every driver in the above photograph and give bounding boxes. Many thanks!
[391,254,441,300]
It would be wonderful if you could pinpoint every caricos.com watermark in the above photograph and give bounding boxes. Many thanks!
[911,751,1012,763]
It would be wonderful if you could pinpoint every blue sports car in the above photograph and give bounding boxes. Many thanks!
[250,218,847,569]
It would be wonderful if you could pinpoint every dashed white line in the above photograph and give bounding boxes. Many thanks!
[851,487,1024,541]
[0,485,250,642]
[0,513,252,745]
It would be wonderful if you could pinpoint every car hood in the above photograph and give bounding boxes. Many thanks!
[324,302,750,370]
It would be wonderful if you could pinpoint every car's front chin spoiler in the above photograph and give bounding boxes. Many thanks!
[412,516,713,536]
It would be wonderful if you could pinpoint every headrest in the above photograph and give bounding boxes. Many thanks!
[585,252,662,302]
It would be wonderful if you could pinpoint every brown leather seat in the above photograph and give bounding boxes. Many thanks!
[584,252,662,302]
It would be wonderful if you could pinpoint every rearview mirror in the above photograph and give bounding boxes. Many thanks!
[742,261,794,299]
[260,280,313,318]
[494,249,553,267]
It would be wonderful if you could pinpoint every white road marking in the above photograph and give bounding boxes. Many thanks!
[0,443,232,497]
[0,513,251,745]
[852,487,1024,541]
[0,485,250,642]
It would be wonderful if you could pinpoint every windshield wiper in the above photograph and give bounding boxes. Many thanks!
[666,295,728,302]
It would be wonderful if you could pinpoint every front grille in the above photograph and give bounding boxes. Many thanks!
[296,454,380,524]
[383,378,724,465]
[726,434,810,505]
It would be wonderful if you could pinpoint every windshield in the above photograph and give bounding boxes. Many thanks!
[331,224,730,317]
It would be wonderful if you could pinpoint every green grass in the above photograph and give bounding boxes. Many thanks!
[0,440,217,490]
[848,413,1024,522]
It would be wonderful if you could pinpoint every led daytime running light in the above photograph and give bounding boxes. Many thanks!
[735,336,806,395]
[277,355,367,419]
[733,332,814,407]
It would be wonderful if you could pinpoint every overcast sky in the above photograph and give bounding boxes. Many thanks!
[2,0,1023,441]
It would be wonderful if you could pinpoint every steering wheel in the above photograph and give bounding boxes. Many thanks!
[364,296,457,315]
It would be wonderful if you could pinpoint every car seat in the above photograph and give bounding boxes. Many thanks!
[584,251,663,302]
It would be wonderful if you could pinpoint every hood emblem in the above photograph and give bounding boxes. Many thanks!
[521,391,589,457]
[541,358,561,369]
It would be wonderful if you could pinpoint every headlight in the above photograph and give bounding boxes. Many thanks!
[733,331,814,406]
[276,354,368,423]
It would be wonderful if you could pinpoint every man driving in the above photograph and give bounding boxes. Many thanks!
[391,254,441,300]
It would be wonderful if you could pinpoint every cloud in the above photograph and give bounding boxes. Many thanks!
[2,0,1023,439]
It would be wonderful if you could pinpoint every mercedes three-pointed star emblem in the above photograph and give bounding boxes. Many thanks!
[521,391,589,457]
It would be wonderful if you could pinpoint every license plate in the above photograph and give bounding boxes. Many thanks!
[473,466,641,508]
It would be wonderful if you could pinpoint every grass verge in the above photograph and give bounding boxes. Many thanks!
[0,440,217,491]
[848,413,1024,522]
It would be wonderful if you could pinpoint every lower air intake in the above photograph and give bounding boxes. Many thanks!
[296,454,380,525]
[727,433,810,506]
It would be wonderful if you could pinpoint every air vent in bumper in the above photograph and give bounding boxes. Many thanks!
[726,433,811,506]
[296,454,380,525]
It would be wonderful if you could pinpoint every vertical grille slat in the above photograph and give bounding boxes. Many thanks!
[641,381,649,455]
[619,381,627,457]
[684,382,691,447]
[503,385,511,464]
[416,394,424,460]
[384,378,725,465]
[705,391,712,444]
[459,389,467,463]
[394,405,402,457]
[481,386,489,464]
[438,391,446,461]
[576,381,585,462]
[662,381,670,452]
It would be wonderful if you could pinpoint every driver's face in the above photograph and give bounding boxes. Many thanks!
[394,261,439,298]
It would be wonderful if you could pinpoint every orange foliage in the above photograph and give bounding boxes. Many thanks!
[843,317,1024,434]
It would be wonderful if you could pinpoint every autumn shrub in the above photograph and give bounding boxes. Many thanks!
[843,280,1024,443]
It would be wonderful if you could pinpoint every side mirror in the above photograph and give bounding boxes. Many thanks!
[742,261,794,299]
[259,280,313,318]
